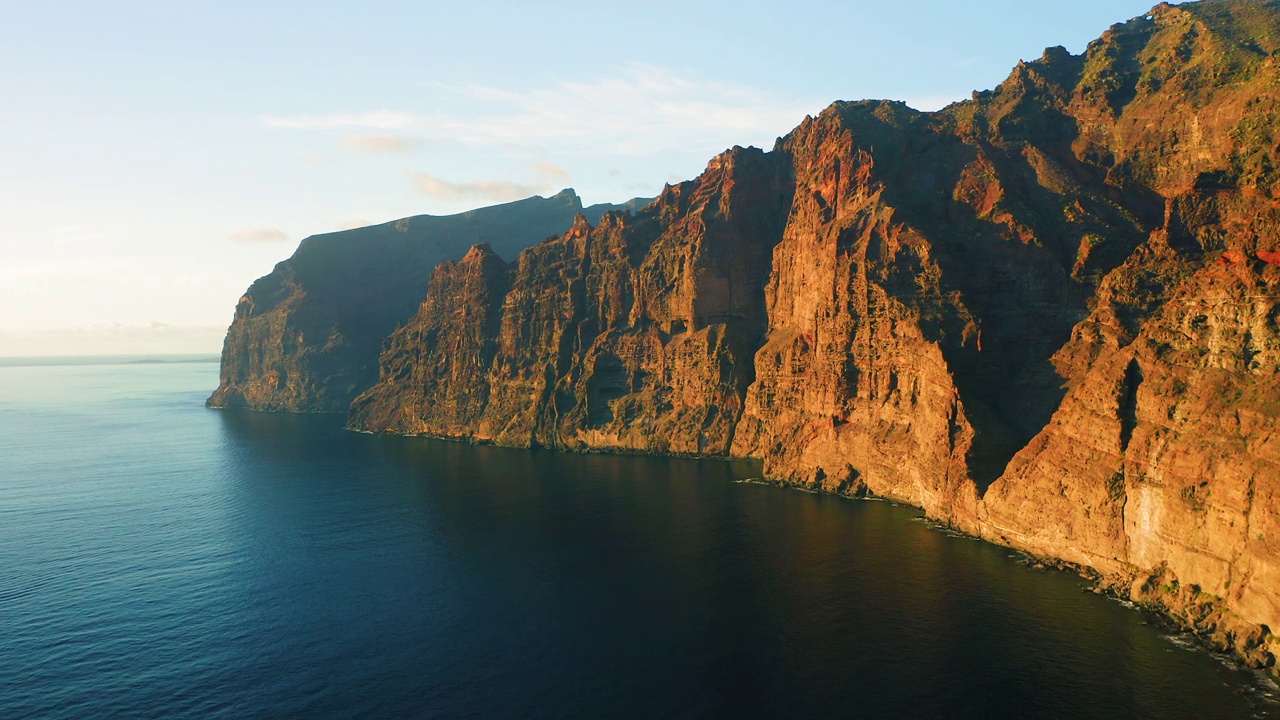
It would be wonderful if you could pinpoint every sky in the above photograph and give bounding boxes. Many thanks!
[0,0,1163,356]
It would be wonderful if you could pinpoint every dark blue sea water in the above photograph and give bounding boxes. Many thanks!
[1,357,1276,719]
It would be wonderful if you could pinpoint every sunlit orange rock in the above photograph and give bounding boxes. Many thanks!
[222,0,1280,673]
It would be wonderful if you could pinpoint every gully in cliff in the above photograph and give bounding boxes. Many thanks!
[212,0,1280,676]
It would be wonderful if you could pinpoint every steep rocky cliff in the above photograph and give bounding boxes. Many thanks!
[351,147,790,451]
[345,0,1280,670]
[208,190,647,411]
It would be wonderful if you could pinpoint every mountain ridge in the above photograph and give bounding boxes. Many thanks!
[217,0,1280,673]
[207,189,652,411]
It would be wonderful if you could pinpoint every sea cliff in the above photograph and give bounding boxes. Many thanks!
[208,190,646,411]
[219,0,1280,672]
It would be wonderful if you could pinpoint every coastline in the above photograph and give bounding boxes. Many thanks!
[334,419,1280,681]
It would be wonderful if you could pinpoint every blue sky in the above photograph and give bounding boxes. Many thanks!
[1,0,1161,355]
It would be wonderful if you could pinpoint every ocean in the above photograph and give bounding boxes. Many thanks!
[0,357,1275,718]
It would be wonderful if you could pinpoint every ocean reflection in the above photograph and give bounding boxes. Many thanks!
[210,409,1277,718]
[0,360,1272,720]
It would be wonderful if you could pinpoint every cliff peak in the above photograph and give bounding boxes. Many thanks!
[567,212,593,235]
[461,243,499,263]
[548,187,582,208]
[1040,45,1075,63]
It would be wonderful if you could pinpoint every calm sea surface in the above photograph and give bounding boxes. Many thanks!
[0,357,1276,718]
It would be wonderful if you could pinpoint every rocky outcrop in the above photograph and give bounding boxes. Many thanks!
[351,148,790,452]
[339,0,1280,671]
[208,190,648,411]
[346,242,513,433]
[982,197,1280,668]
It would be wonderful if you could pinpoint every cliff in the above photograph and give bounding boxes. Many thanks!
[208,190,648,411]
[344,0,1280,670]
[350,147,789,451]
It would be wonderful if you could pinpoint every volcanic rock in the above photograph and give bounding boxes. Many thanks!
[208,190,647,411]
[227,0,1280,671]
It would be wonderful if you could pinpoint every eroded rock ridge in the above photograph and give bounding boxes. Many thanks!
[208,189,647,411]
[225,0,1280,671]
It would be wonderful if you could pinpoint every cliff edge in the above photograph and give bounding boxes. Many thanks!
[208,190,648,411]
[346,0,1280,670]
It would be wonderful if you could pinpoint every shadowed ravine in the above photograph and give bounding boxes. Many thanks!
[213,0,1280,674]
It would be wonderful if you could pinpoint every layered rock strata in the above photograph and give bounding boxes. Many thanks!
[208,190,646,411]
[225,0,1280,671]
[351,147,789,452]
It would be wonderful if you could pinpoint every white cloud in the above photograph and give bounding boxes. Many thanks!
[262,64,824,158]
[409,159,573,202]
[341,134,421,155]
[410,173,546,203]
[261,110,418,130]
[337,218,374,231]
[532,159,570,184]
[431,64,819,155]
[229,228,289,244]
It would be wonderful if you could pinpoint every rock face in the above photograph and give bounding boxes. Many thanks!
[342,0,1280,670]
[208,190,648,411]
[351,149,789,450]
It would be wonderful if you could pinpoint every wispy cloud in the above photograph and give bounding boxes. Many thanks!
[263,64,823,157]
[262,110,418,130]
[341,134,421,156]
[432,64,818,154]
[410,174,545,203]
[532,159,570,184]
[229,228,289,244]
[410,159,573,203]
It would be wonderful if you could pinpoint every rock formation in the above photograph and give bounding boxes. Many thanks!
[207,190,648,411]
[226,0,1280,672]
[350,147,790,452]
